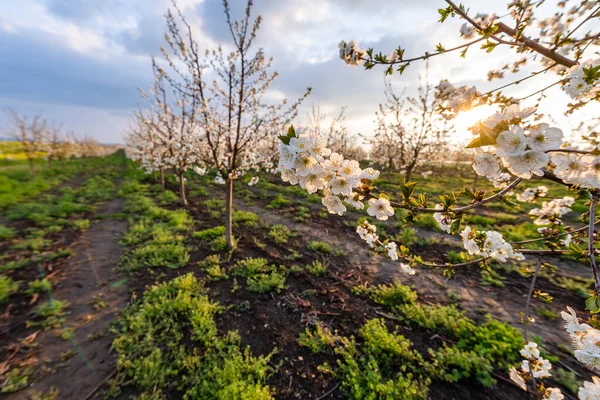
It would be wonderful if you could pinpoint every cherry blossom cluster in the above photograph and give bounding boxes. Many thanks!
[459,13,496,39]
[460,226,525,262]
[579,377,600,399]
[563,58,600,100]
[356,221,415,275]
[248,176,260,186]
[509,342,562,399]
[472,105,565,180]
[338,40,365,66]
[516,186,548,202]
[552,153,600,188]
[562,307,600,370]
[277,128,383,217]
[529,196,575,225]
[489,172,512,189]
[435,80,482,118]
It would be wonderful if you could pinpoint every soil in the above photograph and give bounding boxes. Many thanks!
[2,199,129,400]
[3,171,594,400]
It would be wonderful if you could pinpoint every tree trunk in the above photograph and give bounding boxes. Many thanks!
[405,163,415,182]
[472,172,479,192]
[29,158,36,176]
[179,173,188,206]
[160,168,165,190]
[387,162,392,182]
[225,177,234,249]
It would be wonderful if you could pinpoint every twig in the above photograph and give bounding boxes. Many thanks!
[375,310,403,322]
[83,370,117,400]
[589,196,600,295]
[523,256,542,342]
[316,382,341,400]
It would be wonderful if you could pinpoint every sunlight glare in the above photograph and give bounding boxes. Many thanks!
[450,104,498,145]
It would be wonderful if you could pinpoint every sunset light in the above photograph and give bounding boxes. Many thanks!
[451,104,498,145]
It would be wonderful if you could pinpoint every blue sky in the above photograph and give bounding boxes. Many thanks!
[0,0,597,144]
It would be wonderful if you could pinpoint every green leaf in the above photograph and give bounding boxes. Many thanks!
[586,295,600,314]
[278,125,297,145]
[397,63,409,75]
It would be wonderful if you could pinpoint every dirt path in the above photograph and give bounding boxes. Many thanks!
[6,199,129,400]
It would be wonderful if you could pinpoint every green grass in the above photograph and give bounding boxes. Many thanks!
[0,276,20,303]
[120,190,192,272]
[27,299,69,330]
[266,194,292,209]
[306,260,326,277]
[267,224,293,244]
[231,257,272,277]
[111,273,274,399]
[361,281,523,369]
[247,271,287,294]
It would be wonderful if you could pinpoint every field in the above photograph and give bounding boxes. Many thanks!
[0,151,596,399]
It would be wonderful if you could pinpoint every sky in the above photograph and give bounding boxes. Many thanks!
[0,0,597,145]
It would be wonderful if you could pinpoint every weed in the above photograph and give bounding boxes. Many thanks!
[111,273,274,398]
[0,224,15,241]
[233,210,261,227]
[266,194,292,209]
[284,250,302,261]
[194,226,226,241]
[156,189,179,205]
[27,299,69,330]
[27,278,52,294]
[30,387,60,400]
[237,300,251,312]
[199,255,229,281]
[0,276,20,303]
[479,269,505,288]
[306,260,327,277]
[1,367,34,393]
[232,257,272,277]
[298,323,339,353]
[267,224,292,244]
[71,219,90,231]
[307,241,333,254]
[396,227,418,247]
[537,307,560,320]
[0,258,29,273]
[247,271,287,294]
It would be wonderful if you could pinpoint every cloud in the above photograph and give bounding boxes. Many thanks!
[0,0,596,145]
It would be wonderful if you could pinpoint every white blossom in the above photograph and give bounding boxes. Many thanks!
[527,124,563,152]
[503,150,549,179]
[322,195,347,215]
[474,152,501,177]
[496,126,528,157]
[367,197,395,221]
[433,204,454,233]
[578,376,600,400]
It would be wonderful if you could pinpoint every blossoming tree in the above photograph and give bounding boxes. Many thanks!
[278,1,600,398]
[151,0,310,247]
[371,71,451,181]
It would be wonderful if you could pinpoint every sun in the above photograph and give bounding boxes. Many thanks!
[450,104,498,145]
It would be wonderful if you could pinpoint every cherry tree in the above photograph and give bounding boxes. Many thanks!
[279,1,600,397]
[307,105,366,162]
[155,0,310,247]
[370,69,451,181]
[6,109,49,176]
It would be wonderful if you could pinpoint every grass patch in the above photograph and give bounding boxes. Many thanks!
[267,224,292,244]
[306,260,326,277]
[110,274,274,399]
[0,276,20,303]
